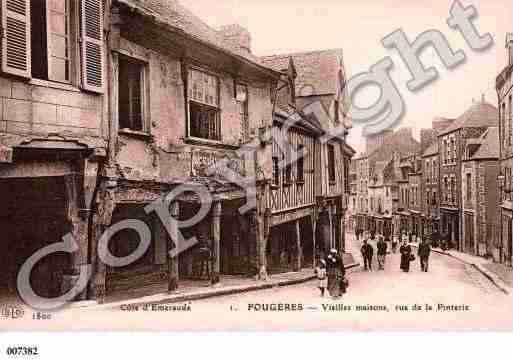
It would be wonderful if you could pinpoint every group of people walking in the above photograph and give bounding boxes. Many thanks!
[359,231,432,274]
[315,249,348,299]
[314,232,432,299]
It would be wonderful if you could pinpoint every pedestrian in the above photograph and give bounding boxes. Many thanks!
[418,238,431,272]
[361,239,374,271]
[400,239,413,272]
[326,249,345,299]
[408,231,413,243]
[354,227,359,241]
[391,236,398,253]
[377,236,387,270]
[315,259,328,297]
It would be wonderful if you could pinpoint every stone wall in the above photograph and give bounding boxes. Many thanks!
[0,78,105,149]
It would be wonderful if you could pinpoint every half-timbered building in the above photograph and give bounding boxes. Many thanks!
[260,49,354,272]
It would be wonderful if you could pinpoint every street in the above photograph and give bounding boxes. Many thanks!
[5,236,513,331]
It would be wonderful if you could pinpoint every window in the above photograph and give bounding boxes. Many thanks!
[118,56,146,132]
[443,139,449,165]
[444,177,448,201]
[283,139,292,184]
[31,0,72,82]
[328,144,336,183]
[508,95,513,146]
[188,68,220,141]
[450,137,456,163]
[466,173,472,201]
[272,156,279,186]
[1,0,103,90]
[450,176,456,203]
[502,102,507,147]
[296,144,304,183]
[432,191,437,205]
[236,84,249,142]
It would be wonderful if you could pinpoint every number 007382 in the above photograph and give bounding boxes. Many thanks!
[6,347,39,356]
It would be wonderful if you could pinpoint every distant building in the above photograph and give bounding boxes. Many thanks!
[365,130,393,155]
[437,97,498,251]
[496,32,513,266]
[461,127,500,258]
[350,127,420,238]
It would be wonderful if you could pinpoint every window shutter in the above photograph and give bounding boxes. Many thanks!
[1,0,31,78]
[80,0,103,93]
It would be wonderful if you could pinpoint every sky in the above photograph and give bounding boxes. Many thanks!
[180,0,513,153]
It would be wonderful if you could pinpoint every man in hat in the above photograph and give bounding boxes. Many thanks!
[418,238,431,272]
[376,235,387,270]
[361,240,374,271]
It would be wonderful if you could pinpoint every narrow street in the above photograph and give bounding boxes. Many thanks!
[6,235,513,331]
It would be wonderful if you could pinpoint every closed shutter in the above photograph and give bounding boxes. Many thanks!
[1,0,31,78]
[80,0,103,93]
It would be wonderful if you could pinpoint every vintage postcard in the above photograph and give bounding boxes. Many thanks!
[1,0,513,336]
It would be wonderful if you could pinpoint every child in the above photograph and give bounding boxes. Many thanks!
[315,259,327,297]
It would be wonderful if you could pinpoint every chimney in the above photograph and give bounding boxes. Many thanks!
[507,33,513,66]
[219,24,252,55]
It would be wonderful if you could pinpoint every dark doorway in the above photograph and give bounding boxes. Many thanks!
[0,177,69,300]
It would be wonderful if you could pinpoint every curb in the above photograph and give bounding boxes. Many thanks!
[76,261,360,309]
[411,243,511,295]
[142,262,360,307]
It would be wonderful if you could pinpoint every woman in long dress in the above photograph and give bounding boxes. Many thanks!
[399,240,412,272]
[326,249,345,298]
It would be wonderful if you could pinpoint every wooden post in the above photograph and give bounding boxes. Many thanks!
[62,174,90,301]
[328,203,333,249]
[311,213,317,269]
[90,185,116,304]
[211,201,221,285]
[168,201,180,292]
[295,219,302,272]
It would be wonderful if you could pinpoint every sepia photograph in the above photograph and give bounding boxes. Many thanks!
[1,0,513,351]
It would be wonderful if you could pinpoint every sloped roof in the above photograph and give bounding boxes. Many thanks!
[260,49,344,97]
[116,0,270,68]
[368,128,420,164]
[470,127,499,160]
[439,101,499,135]
[422,141,438,157]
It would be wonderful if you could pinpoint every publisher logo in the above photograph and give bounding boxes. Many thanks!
[0,303,25,320]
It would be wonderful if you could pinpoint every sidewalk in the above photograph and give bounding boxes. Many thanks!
[78,256,359,310]
[411,243,513,295]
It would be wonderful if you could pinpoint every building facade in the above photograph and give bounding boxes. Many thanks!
[496,32,513,266]
[0,0,353,304]
[0,0,107,300]
[438,98,498,252]
[461,127,500,258]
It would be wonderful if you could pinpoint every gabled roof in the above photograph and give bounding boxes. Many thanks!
[368,128,420,164]
[260,49,344,97]
[116,0,274,71]
[422,141,438,157]
[469,127,499,160]
[439,101,499,136]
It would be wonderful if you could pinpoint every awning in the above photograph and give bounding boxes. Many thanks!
[396,210,411,216]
